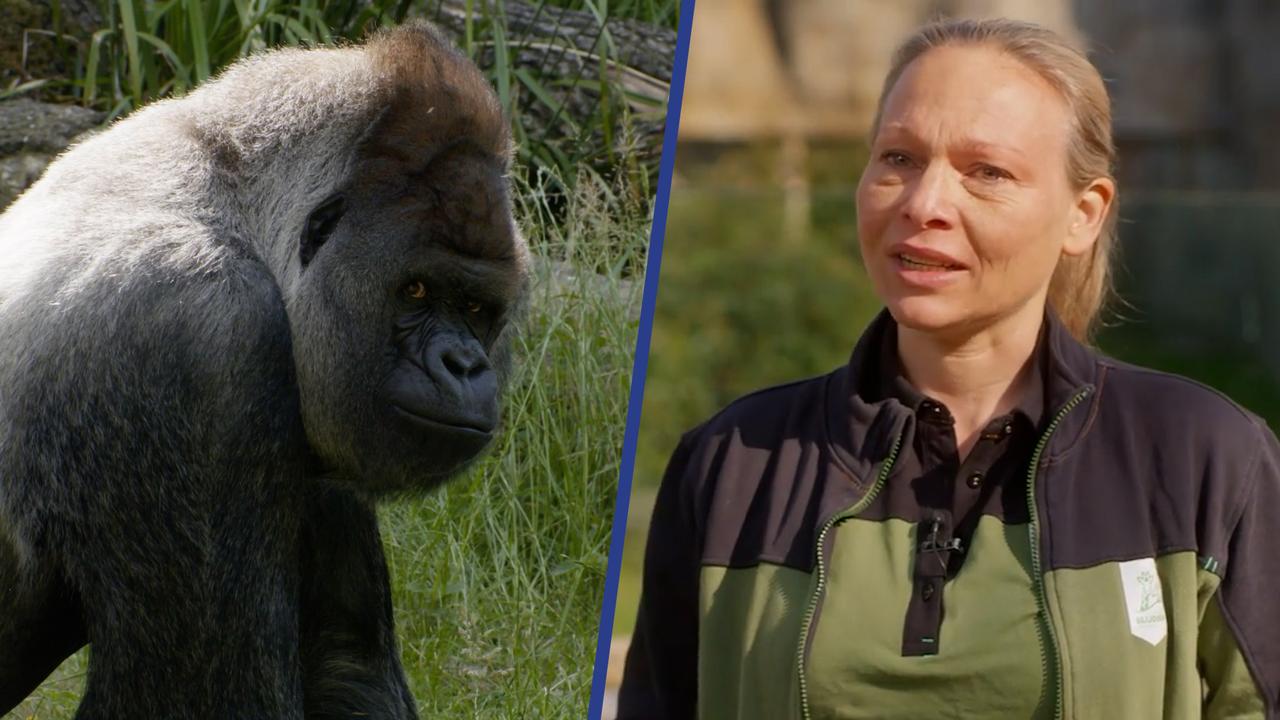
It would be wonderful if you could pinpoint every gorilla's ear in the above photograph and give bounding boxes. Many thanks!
[301,194,346,268]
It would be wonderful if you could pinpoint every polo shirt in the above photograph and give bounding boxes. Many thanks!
[806,321,1053,719]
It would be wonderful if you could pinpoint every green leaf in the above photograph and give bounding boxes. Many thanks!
[117,0,144,104]
[187,0,211,82]
[0,79,51,100]
[294,7,334,44]
[145,0,179,26]
[83,28,115,108]
[284,16,317,46]
[514,68,580,135]
[492,20,511,114]
[136,31,193,92]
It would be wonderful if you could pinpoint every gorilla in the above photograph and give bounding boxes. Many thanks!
[0,21,528,719]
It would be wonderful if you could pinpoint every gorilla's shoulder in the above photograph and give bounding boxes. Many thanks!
[681,371,834,451]
[1096,355,1271,455]
[36,247,294,391]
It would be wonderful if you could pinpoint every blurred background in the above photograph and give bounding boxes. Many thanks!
[606,0,1280,714]
[0,1,677,717]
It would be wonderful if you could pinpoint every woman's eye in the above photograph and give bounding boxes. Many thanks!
[881,151,913,168]
[403,281,427,300]
[973,165,1012,182]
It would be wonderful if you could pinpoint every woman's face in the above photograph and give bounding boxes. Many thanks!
[856,44,1105,339]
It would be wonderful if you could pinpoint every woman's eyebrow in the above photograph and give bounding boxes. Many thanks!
[875,122,921,145]
[877,125,1024,158]
[952,138,1026,158]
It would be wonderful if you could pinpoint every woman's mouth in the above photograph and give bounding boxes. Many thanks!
[890,251,967,289]
[895,252,963,272]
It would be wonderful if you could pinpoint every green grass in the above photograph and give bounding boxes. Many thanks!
[6,168,645,719]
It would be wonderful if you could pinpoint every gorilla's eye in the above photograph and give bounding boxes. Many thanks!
[403,281,428,300]
[300,193,346,269]
[466,301,483,314]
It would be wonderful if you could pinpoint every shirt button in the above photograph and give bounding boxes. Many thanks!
[966,472,983,489]
[919,401,952,424]
[922,581,935,601]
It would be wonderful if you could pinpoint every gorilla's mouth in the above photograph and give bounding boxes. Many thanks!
[389,404,496,438]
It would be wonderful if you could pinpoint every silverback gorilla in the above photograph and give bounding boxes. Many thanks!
[0,21,528,718]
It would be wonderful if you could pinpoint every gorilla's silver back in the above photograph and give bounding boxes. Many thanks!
[0,44,385,557]
[0,46,385,309]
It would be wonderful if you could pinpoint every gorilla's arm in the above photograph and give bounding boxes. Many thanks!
[0,258,310,718]
[300,485,417,720]
[0,543,85,711]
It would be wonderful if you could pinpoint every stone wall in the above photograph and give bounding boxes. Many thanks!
[0,98,102,209]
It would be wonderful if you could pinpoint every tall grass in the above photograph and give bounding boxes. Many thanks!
[74,0,408,116]
[33,0,676,196]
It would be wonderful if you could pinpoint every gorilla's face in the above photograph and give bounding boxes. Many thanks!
[288,142,526,494]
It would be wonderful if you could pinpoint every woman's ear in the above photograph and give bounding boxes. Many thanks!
[1063,177,1115,256]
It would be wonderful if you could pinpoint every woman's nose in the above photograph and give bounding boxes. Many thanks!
[900,163,956,231]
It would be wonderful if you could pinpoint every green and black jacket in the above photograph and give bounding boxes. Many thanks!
[619,310,1280,719]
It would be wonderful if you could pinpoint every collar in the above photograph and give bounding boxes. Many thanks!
[825,305,1099,486]
[874,313,1047,430]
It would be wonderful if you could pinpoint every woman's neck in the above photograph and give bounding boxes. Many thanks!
[896,305,1044,459]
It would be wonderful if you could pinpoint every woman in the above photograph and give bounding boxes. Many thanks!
[619,18,1279,720]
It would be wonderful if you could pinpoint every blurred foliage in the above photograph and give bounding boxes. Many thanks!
[674,139,870,190]
[634,183,880,490]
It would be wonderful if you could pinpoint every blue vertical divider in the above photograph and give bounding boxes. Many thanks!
[586,0,697,717]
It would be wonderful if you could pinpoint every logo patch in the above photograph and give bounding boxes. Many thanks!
[1119,558,1167,646]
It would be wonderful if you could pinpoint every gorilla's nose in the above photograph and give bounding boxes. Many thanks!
[439,342,491,381]
[422,336,498,421]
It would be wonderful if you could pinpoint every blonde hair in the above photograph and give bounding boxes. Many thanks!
[872,18,1118,342]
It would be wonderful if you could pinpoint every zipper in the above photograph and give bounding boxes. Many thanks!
[796,430,904,720]
[1026,387,1091,720]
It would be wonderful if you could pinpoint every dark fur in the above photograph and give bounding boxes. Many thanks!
[0,21,525,718]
